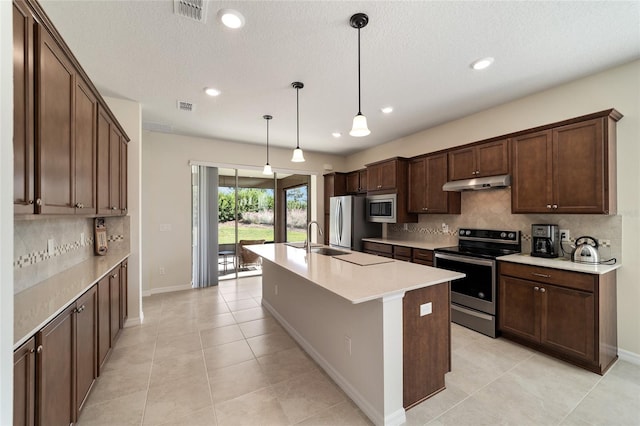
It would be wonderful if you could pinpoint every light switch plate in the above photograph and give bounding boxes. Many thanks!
[420,302,432,316]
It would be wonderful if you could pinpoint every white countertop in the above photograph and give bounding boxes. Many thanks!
[498,253,621,275]
[248,243,464,304]
[361,237,449,251]
[14,250,130,349]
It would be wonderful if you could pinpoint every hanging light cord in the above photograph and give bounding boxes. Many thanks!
[296,87,300,149]
[266,117,270,164]
[357,25,362,115]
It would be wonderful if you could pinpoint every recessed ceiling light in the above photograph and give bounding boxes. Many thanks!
[332,132,342,138]
[217,9,245,29]
[204,87,221,97]
[381,106,393,114]
[471,57,494,70]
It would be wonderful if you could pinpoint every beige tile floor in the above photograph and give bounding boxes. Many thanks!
[78,276,640,426]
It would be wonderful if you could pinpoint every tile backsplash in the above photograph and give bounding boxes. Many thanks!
[14,216,130,293]
[388,188,621,262]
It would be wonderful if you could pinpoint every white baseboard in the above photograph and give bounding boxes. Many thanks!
[618,347,640,366]
[262,299,406,426]
[141,283,192,297]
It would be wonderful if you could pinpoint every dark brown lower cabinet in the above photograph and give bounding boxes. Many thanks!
[97,274,111,373]
[120,260,128,328]
[403,282,451,408]
[109,269,121,343]
[36,304,74,426]
[13,337,36,426]
[499,261,617,374]
[75,286,97,415]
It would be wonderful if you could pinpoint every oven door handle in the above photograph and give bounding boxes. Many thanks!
[452,304,494,321]
[434,252,495,267]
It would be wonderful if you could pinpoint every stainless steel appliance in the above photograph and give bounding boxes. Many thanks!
[572,236,601,264]
[531,224,560,258]
[434,228,521,338]
[330,195,381,251]
[365,193,396,223]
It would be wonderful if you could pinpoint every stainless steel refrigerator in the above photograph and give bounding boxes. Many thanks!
[329,195,381,251]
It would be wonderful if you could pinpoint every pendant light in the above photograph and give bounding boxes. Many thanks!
[262,115,273,175]
[349,13,370,137]
[291,81,306,162]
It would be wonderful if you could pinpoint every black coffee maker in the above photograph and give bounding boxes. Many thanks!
[531,224,560,258]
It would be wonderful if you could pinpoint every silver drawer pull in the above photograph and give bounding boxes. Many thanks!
[531,273,551,278]
[534,286,540,291]
[540,288,546,293]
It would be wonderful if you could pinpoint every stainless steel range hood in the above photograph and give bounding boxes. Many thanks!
[442,174,511,192]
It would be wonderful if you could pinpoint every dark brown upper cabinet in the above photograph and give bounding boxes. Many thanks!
[346,169,367,194]
[448,139,509,181]
[408,153,460,214]
[97,106,127,216]
[511,110,621,214]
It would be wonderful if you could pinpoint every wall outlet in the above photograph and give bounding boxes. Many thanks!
[80,232,85,246]
[420,302,433,316]
[159,267,166,275]
[560,229,570,241]
[47,238,55,256]
[344,335,352,356]
[441,223,449,233]
[403,223,408,231]
[274,284,278,296]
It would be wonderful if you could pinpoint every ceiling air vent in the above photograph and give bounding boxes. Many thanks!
[174,0,208,23]
[177,100,195,112]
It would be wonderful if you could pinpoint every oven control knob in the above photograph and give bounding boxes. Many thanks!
[478,292,485,299]
[500,232,506,238]
[508,232,515,239]
[465,230,471,236]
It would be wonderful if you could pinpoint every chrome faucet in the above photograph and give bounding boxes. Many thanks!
[306,221,324,253]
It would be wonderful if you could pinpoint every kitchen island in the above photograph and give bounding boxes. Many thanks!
[247,243,464,426]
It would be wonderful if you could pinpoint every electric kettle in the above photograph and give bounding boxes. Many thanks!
[572,236,600,264]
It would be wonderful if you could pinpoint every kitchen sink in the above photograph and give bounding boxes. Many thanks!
[285,242,322,249]
[311,247,349,256]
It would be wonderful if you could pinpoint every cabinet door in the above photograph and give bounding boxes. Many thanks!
[96,108,111,215]
[366,164,380,191]
[511,130,553,213]
[424,153,450,213]
[73,79,97,214]
[13,0,35,214]
[36,26,76,214]
[37,304,74,426]
[346,171,359,194]
[14,337,36,426]
[408,158,426,212]
[476,139,509,178]
[120,139,128,215]
[75,287,97,415]
[109,127,122,213]
[97,275,111,373]
[498,275,540,342]
[541,284,595,362]
[379,161,397,190]
[553,118,606,213]
[110,269,121,343]
[448,146,475,181]
[120,261,129,327]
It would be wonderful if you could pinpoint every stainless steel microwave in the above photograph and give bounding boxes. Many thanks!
[366,193,397,223]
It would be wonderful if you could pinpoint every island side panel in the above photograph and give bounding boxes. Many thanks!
[261,261,403,426]
[402,283,451,408]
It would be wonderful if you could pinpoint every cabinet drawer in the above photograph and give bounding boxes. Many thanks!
[412,249,433,263]
[393,246,412,258]
[363,241,393,255]
[499,261,595,292]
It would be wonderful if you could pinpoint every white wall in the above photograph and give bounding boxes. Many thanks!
[0,1,14,423]
[346,60,640,358]
[104,96,143,325]
[142,131,345,294]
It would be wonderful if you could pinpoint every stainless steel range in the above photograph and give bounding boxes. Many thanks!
[434,228,521,338]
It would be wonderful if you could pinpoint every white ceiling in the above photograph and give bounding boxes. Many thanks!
[41,1,640,156]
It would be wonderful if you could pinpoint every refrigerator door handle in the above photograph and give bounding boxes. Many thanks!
[336,199,343,245]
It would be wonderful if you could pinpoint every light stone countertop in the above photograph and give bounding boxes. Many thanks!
[498,253,621,275]
[247,243,464,304]
[361,237,450,251]
[14,250,130,349]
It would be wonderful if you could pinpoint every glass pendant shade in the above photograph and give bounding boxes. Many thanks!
[291,147,305,162]
[262,163,273,175]
[350,113,370,137]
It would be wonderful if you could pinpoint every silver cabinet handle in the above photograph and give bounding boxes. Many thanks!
[531,273,551,278]
[28,200,34,205]
[552,204,558,209]
[422,207,428,211]
[540,287,546,293]
[36,199,42,206]
[111,273,118,279]
[111,206,117,210]
[534,286,540,291]
[546,204,552,209]
[36,345,43,354]
[75,202,84,208]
